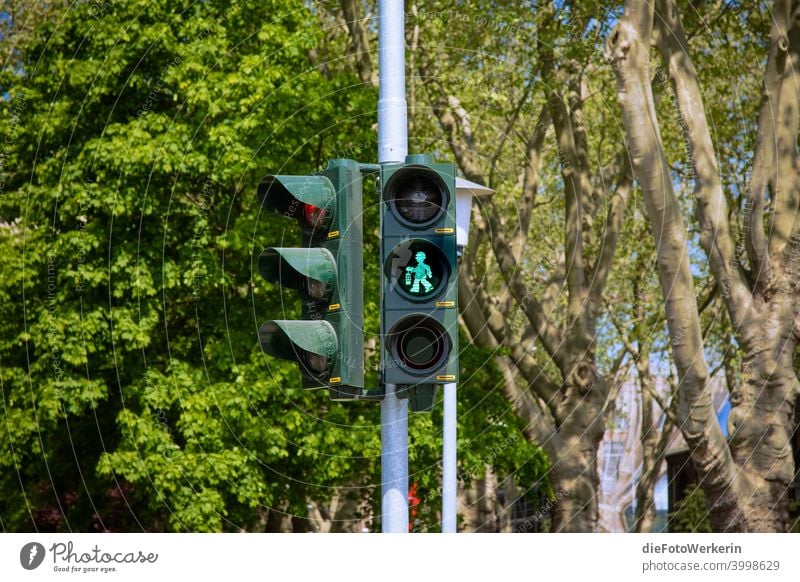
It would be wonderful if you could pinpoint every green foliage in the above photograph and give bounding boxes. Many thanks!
[669,487,712,533]
[0,0,548,532]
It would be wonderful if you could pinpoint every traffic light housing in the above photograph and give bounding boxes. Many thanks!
[257,158,364,400]
[380,154,459,392]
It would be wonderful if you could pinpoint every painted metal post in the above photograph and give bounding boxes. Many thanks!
[442,382,457,532]
[378,0,409,534]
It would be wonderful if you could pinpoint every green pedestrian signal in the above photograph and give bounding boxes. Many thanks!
[380,154,459,410]
[405,251,433,294]
[256,159,365,400]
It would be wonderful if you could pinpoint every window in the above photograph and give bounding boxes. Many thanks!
[602,441,624,489]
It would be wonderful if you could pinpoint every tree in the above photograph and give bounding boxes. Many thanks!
[609,0,800,531]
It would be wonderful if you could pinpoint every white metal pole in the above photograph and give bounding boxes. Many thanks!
[378,0,409,534]
[380,386,408,533]
[442,382,457,532]
[377,0,408,164]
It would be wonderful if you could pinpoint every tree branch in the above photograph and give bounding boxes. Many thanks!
[421,67,567,370]
[771,3,800,268]
[589,150,633,314]
[496,357,559,449]
[745,0,792,293]
[654,0,753,330]
[466,269,562,405]
[549,91,591,342]
[509,104,551,263]
[339,0,375,86]
[608,0,742,530]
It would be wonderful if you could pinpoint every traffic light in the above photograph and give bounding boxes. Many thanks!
[256,158,364,400]
[380,154,459,405]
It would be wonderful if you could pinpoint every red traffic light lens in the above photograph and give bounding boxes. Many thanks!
[302,203,329,231]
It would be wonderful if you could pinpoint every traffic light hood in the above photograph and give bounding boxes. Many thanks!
[257,175,336,218]
[258,247,337,293]
[259,320,337,364]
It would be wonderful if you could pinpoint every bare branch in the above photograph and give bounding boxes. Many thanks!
[654,0,753,329]
[771,4,800,266]
[745,0,793,292]
[589,150,633,314]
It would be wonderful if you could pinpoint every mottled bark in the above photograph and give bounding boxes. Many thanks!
[547,367,607,532]
[611,0,800,531]
[729,308,800,531]
[746,0,792,290]
[608,0,744,531]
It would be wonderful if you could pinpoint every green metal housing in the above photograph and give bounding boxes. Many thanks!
[257,159,364,398]
[380,155,460,389]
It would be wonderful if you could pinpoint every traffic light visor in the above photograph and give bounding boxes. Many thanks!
[259,247,337,301]
[259,320,337,372]
[258,175,336,220]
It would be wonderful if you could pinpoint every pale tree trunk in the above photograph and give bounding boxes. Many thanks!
[730,316,800,531]
[633,384,658,533]
[725,0,800,530]
[610,0,800,531]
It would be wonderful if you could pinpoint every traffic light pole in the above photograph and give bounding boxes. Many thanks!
[378,0,409,534]
[442,381,457,532]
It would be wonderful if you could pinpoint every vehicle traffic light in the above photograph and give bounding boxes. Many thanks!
[256,158,364,400]
[380,154,459,404]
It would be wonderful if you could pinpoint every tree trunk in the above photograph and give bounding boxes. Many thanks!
[611,0,800,531]
[729,313,800,531]
[548,362,606,532]
[633,388,658,532]
[608,0,745,530]
[549,434,601,532]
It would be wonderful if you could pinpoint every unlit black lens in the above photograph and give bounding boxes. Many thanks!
[392,174,444,225]
[400,327,440,369]
[306,278,328,301]
[304,352,329,374]
[390,316,450,373]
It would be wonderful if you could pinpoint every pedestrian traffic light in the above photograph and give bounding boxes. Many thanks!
[257,158,364,400]
[380,154,459,394]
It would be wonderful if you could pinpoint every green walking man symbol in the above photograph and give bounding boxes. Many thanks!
[405,251,433,294]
